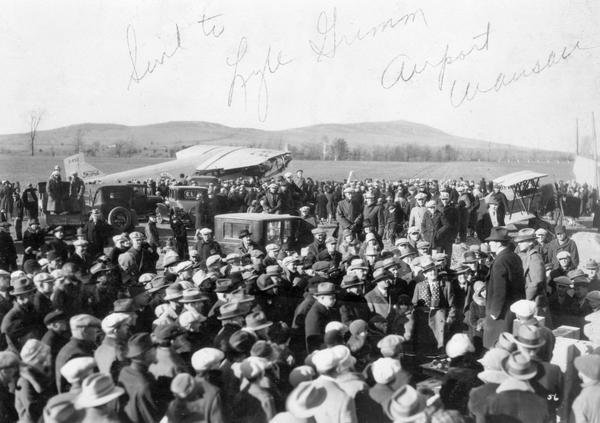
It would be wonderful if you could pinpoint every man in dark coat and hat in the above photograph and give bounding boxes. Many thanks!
[305,282,340,353]
[483,227,526,349]
[0,222,17,271]
[0,278,44,353]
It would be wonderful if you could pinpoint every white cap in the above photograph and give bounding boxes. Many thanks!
[266,243,280,252]
[312,348,338,374]
[445,333,475,358]
[557,251,571,259]
[199,228,212,235]
[138,273,156,284]
[172,261,194,274]
[205,255,222,268]
[191,348,224,372]
[60,357,96,384]
[101,313,131,334]
[372,358,401,384]
[535,228,548,235]
[509,299,536,318]
[325,321,348,334]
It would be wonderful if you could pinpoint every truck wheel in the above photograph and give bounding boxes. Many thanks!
[108,207,132,232]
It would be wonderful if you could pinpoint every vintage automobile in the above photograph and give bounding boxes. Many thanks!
[155,185,208,226]
[214,213,305,254]
[185,175,220,188]
[90,184,163,232]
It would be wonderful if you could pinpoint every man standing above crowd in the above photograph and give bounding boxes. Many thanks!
[83,209,112,257]
[484,227,526,349]
[434,191,458,255]
[337,187,362,238]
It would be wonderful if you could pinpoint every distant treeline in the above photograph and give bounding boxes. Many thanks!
[1,137,571,162]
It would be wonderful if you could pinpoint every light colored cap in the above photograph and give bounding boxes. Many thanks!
[60,357,96,384]
[557,251,571,259]
[325,321,348,334]
[101,313,130,334]
[266,243,280,251]
[312,348,338,374]
[445,333,475,358]
[191,348,225,372]
[199,228,212,235]
[510,299,536,318]
[20,339,50,365]
[138,273,156,284]
[205,255,222,268]
[172,261,194,274]
[372,357,401,384]
[70,314,101,331]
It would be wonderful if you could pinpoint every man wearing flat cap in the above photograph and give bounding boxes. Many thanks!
[305,227,327,265]
[336,187,362,238]
[483,227,526,349]
[547,224,580,269]
[195,227,222,265]
[55,314,101,393]
[433,191,459,255]
[82,208,112,257]
[118,232,159,283]
[515,228,548,302]
[263,183,282,214]
[43,226,70,263]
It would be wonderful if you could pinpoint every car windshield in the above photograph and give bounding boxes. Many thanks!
[265,220,293,245]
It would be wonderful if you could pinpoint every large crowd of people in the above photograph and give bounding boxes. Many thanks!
[0,168,598,422]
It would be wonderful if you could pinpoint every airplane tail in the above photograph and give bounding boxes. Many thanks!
[64,153,104,182]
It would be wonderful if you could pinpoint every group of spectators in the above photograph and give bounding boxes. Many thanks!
[0,168,598,422]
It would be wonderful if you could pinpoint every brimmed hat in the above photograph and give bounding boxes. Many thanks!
[416,241,431,250]
[265,265,281,276]
[179,288,209,303]
[486,227,511,242]
[162,251,181,268]
[218,301,250,320]
[462,251,478,264]
[372,269,394,283]
[12,277,36,296]
[315,282,336,296]
[398,247,417,260]
[74,373,125,409]
[288,366,316,388]
[341,274,363,289]
[585,259,598,270]
[126,333,155,358]
[145,276,168,293]
[20,339,50,365]
[384,385,427,422]
[205,255,222,268]
[419,256,436,273]
[312,348,338,373]
[229,330,257,354]
[286,381,327,419]
[513,228,536,243]
[238,229,252,238]
[501,351,537,380]
[347,258,368,271]
[113,299,137,313]
[495,332,517,352]
[153,323,184,343]
[245,311,273,331]
[312,261,332,273]
[513,324,546,349]
[574,354,600,381]
[163,283,183,301]
[44,395,84,422]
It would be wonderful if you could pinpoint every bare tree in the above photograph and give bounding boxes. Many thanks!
[28,109,44,156]
[74,128,86,153]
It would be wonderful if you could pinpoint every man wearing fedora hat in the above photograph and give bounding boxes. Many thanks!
[338,274,371,325]
[515,228,547,302]
[513,324,563,415]
[483,227,526,349]
[73,372,125,422]
[118,332,162,423]
[305,282,341,353]
[482,350,550,423]
[1,277,44,352]
[336,187,362,238]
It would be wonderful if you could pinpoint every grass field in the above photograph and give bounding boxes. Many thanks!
[1,154,574,184]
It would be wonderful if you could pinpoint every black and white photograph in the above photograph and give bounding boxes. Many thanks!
[0,1,599,422]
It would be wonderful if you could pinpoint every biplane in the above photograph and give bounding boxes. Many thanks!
[492,170,558,231]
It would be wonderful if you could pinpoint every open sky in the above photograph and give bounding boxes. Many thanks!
[1,0,599,152]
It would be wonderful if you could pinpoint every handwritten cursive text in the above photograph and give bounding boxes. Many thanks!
[127,24,182,88]
[310,7,428,62]
[226,37,293,122]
